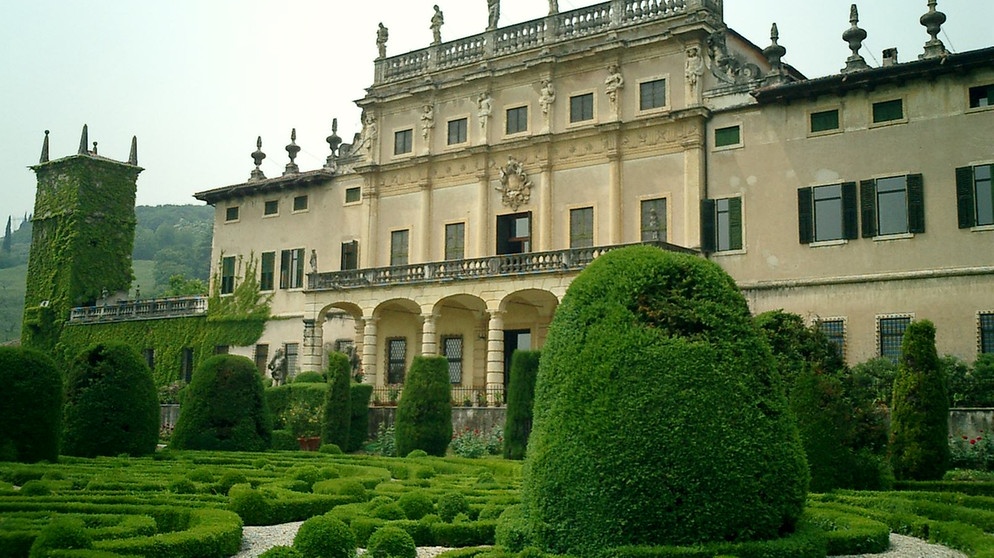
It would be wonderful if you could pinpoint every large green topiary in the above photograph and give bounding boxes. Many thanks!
[395,355,452,457]
[171,354,272,451]
[322,352,352,450]
[521,246,809,554]
[62,343,159,458]
[293,514,356,558]
[366,525,416,558]
[889,320,950,481]
[0,347,62,462]
[349,383,374,452]
[503,350,540,460]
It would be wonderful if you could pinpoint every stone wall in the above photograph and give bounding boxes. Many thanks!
[949,409,994,439]
[368,406,506,440]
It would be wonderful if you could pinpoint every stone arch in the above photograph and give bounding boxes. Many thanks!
[317,300,365,375]
[433,294,489,396]
[373,298,423,387]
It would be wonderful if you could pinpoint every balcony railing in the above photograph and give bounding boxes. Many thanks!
[309,240,694,291]
[376,0,721,84]
[69,296,208,324]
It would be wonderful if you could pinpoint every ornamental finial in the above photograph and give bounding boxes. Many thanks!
[40,130,50,163]
[919,0,948,59]
[250,136,266,181]
[841,4,869,73]
[284,128,300,176]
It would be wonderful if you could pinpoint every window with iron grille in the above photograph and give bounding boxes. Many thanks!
[387,338,406,384]
[640,198,667,242]
[817,319,846,359]
[879,316,911,361]
[443,336,463,384]
[285,343,299,377]
[981,313,994,354]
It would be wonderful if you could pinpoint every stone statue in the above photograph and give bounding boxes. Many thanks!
[309,249,317,273]
[549,0,558,15]
[268,347,288,386]
[487,0,500,29]
[430,5,444,44]
[604,64,624,106]
[376,23,389,59]
[539,79,556,115]
[421,104,435,141]
[685,45,705,97]
[357,111,377,153]
[477,92,493,129]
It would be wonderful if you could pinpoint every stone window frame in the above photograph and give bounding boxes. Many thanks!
[224,205,240,223]
[713,123,743,151]
[979,311,994,355]
[567,90,596,126]
[444,221,466,261]
[966,83,994,112]
[220,255,237,295]
[807,106,842,137]
[263,199,280,217]
[292,194,309,213]
[566,204,595,249]
[505,105,530,136]
[344,186,362,205]
[955,163,994,230]
[636,75,670,114]
[815,316,847,361]
[638,195,669,243]
[876,313,913,362]
[393,128,414,157]
[259,251,276,292]
[704,196,745,254]
[446,116,469,147]
[870,96,907,127]
[798,182,858,246]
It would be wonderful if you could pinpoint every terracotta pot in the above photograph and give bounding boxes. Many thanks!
[297,436,321,451]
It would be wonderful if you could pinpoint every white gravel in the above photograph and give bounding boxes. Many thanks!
[232,524,967,558]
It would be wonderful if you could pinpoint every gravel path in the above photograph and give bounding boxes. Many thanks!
[232,524,966,558]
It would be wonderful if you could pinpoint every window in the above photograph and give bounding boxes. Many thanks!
[264,200,279,216]
[260,251,275,291]
[445,223,465,260]
[443,336,463,384]
[810,109,840,133]
[639,79,666,110]
[387,338,406,384]
[817,319,846,359]
[569,93,594,123]
[341,241,359,270]
[390,230,409,266]
[981,313,994,354]
[701,197,742,252]
[797,183,858,243]
[956,164,994,228]
[714,125,741,148]
[970,84,994,108]
[879,316,911,361]
[293,195,308,211]
[180,348,194,383]
[345,187,361,203]
[872,99,904,123]
[280,248,304,289]
[394,129,413,155]
[225,206,239,222]
[860,175,924,237]
[447,118,467,145]
[220,256,236,295]
[143,348,155,371]
[640,198,667,242]
[506,106,528,134]
[284,343,299,377]
[569,207,594,248]
[254,344,269,375]
[496,212,531,254]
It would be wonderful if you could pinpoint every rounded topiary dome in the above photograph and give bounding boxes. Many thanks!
[521,246,808,554]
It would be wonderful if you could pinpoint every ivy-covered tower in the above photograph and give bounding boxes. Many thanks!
[22,125,142,353]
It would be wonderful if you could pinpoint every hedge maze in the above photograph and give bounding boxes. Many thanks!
[2,450,994,557]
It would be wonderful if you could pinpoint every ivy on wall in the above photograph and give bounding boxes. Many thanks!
[23,157,140,352]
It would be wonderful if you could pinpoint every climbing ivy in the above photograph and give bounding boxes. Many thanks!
[22,156,140,352]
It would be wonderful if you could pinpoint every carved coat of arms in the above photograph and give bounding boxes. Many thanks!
[495,156,532,210]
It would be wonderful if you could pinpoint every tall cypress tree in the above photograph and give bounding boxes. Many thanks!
[2,216,11,253]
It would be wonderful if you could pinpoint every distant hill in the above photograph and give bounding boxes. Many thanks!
[0,204,214,344]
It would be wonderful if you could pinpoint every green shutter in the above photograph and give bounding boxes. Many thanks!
[956,166,976,229]
[907,173,925,234]
[700,199,716,253]
[842,182,859,239]
[797,187,813,244]
[860,180,877,238]
[728,197,743,250]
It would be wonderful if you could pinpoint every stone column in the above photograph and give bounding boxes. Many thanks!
[476,171,491,257]
[608,151,623,244]
[360,180,379,268]
[419,180,432,262]
[353,317,366,379]
[683,125,706,248]
[361,317,379,385]
[485,310,505,403]
[420,313,438,356]
[538,163,553,251]
[301,318,323,373]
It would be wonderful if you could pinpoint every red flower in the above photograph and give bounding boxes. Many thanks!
[970,439,977,445]
[963,435,969,440]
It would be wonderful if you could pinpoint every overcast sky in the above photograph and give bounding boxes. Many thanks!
[2,0,991,227]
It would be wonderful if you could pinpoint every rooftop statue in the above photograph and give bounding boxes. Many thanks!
[431,5,444,45]
[376,23,388,59]
[488,0,500,30]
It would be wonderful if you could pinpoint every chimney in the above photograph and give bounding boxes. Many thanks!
[882,48,899,67]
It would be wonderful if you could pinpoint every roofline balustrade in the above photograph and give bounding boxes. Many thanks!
[69,296,208,324]
[308,240,696,291]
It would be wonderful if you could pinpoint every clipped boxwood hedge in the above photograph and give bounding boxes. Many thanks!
[522,246,809,554]
[0,347,62,463]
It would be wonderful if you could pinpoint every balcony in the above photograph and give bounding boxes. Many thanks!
[375,0,722,85]
[69,296,208,324]
[308,240,695,291]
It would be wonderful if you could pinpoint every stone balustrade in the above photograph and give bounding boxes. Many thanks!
[375,0,721,85]
[309,241,695,291]
[69,296,208,324]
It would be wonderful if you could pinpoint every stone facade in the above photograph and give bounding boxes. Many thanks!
[195,0,994,398]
